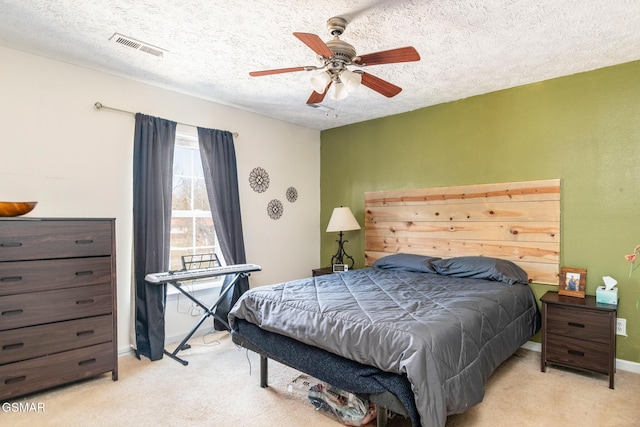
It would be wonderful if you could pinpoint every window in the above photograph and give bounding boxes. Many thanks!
[169,133,222,292]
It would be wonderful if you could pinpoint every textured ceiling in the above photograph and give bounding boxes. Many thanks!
[1,0,639,130]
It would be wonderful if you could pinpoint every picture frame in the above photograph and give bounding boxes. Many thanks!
[558,267,587,298]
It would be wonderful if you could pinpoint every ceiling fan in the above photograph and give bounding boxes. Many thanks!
[249,16,421,104]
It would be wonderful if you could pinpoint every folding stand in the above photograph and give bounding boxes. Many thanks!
[146,254,260,366]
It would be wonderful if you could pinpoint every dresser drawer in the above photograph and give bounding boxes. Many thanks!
[546,304,611,344]
[0,342,115,400]
[546,334,610,374]
[0,257,112,297]
[0,315,113,365]
[0,284,112,331]
[0,220,112,262]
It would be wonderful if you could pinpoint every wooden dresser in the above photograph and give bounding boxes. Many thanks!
[0,218,117,400]
[540,291,616,388]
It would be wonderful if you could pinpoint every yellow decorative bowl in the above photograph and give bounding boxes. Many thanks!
[0,201,38,217]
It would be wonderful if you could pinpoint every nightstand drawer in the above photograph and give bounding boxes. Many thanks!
[546,304,611,344]
[546,334,610,374]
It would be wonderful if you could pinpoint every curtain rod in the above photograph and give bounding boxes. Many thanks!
[93,102,239,138]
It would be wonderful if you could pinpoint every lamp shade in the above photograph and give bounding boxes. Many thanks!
[310,71,332,93]
[340,68,362,93]
[326,207,361,232]
[329,81,349,100]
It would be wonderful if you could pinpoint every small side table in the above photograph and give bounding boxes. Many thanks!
[312,267,334,277]
[540,291,617,389]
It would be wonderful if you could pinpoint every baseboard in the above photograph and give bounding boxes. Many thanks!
[119,337,640,374]
[521,341,541,353]
[521,340,640,374]
[163,327,215,346]
[616,358,640,374]
[118,346,134,356]
[118,328,217,357]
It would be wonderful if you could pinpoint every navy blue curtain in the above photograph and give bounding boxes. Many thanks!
[197,127,248,330]
[133,114,176,360]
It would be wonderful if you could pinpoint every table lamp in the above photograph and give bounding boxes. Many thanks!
[326,206,361,269]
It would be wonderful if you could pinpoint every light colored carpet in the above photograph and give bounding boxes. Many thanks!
[3,332,639,426]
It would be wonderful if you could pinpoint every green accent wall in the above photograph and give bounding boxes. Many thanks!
[320,60,640,364]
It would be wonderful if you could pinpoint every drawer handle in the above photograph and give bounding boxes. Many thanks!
[79,358,97,366]
[76,299,95,305]
[568,322,585,328]
[0,242,22,248]
[77,330,95,337]
[0,276,22,282]
[5,376,26,385]
[1,309,24,316]
[568,349,585,357]
[75,271,94,277]
[75,239,94,245]
[2,342,24,351]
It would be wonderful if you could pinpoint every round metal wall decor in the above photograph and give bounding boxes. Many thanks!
[267,199,284,220]
[249,167,270,193]
[286,186,298,203]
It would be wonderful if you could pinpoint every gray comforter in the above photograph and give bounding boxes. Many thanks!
[228,267,539,427]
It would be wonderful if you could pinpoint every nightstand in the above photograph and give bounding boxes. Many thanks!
[312,267,334,277]
[540,291,617,389]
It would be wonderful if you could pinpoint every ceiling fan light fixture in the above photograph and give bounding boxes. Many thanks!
[340,68,362,93]
[251,18,419,106]
[329,81,349,100]
[310,71,332,93]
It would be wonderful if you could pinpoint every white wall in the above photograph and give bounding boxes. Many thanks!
[0,46,321,354]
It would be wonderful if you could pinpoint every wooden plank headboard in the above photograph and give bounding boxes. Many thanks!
[364,179,560,285]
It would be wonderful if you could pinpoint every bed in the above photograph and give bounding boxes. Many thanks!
[229,180,560,427]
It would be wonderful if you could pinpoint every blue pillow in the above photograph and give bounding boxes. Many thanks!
[372,253,441,273]
[431,256,529,285]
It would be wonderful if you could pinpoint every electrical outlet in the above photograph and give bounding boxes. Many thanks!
[191,304,203,316]
[616,318,627,336]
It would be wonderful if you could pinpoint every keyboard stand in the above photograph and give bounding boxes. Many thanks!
[161,271,248,366]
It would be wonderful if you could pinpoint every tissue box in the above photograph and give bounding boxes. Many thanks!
[596,286,618,305]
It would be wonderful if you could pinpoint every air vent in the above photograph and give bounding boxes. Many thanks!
[109,33,167,57]
[307,104,334,112]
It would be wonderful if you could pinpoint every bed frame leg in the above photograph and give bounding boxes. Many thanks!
[376,406,388,427]
[259,355,268,388]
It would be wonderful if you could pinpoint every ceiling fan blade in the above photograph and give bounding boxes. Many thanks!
[249,67,307,77]
[293,32,334,58]
[354,46,420,66]
[306,83,331,104]
[306,91,327,105]
[360,72,402,98]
